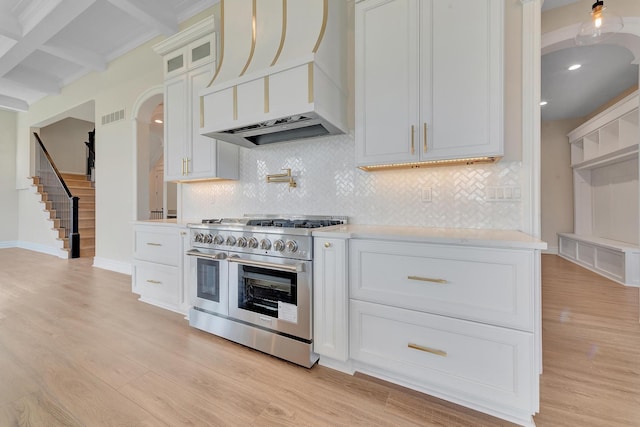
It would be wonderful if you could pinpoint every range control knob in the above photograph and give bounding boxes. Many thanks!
[194,233,204,243]
[204,234,213,244]
[248,237,259,248]
[226,236,236,246]
[273,239,285,252]
[260,239,272,250]
[237,237,247,247]
[213,234,224,245]
[285,240,298,253]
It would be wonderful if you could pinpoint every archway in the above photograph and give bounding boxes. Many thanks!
[540,19,640,252]
[132,86,174,221]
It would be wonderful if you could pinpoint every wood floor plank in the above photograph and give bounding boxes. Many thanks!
[3,248,640,426]
[0,391,84,427]
[119,371,255,426]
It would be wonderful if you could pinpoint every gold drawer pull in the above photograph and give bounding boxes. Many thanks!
[423,123,428,153]
[146,279,162,285]
[407,275,448,284]
[408,343,447,357]
[410,125,415,155]
[324,242,331,248]
[146,243,162,246]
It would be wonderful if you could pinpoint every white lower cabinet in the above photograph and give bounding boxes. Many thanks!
[351,300,534,413]
[313,237,349,362]
[132,223,187,314]
[325,236,542,426]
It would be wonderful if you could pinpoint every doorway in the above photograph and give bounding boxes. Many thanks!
[540,24,640,253]
[133,87,177,221]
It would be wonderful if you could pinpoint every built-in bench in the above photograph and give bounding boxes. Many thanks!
[558,233,640,287]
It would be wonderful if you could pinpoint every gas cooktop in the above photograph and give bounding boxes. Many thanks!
[197,215,346,229]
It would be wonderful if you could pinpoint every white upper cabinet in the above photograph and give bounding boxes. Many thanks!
[355,0,504,168]
[154,17,239,182]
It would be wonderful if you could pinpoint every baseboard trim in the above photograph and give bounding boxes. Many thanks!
[0,241,18,249]
[3,241,68,258]
[542,246,558,255]
[93,257,132,275]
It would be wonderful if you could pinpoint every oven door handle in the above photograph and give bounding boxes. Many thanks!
[227,256,304,273]
[186,249,227,260]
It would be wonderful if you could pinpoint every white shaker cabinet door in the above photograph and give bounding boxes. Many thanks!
[164,76,188,181]
[424,0,503,160]
[187,65,216,179]
[313,237,349,361]
[355,0,420,166]
[355,0,504,168]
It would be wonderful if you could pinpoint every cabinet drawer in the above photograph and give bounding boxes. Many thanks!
[134,228,180,266]
[133,261,181,308]
[350,300,535,412]
[350,240,533,331]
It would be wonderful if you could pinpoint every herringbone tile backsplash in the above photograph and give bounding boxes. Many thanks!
[182,133,523,229]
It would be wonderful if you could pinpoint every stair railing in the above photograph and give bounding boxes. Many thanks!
[33,132,80,258]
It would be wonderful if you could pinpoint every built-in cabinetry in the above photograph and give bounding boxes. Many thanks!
[559,91,640,287]
[354,0,503,169]
[132,222,188,314]
[312,226,544,426]
[313,236,349,364]
[152,17,239,182]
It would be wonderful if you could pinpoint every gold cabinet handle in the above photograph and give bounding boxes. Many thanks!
[423,123,428,153]
[185,158,190,175]
[146,242,162,247]
[181,158,186,176]
[146,279,162,285]
[324,242,331,248]
[408,275,448,284]
[408,343,447,357]
[410,125,415,155]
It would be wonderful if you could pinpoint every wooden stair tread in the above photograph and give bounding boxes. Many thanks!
[34,173,95,259]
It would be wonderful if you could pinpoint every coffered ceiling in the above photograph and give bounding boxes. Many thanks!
[1,0,637,123]
[0,0,217,112]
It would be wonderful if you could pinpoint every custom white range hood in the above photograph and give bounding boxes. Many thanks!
[200,0,348,148]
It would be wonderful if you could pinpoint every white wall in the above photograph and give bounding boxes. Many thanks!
[540,118,583,253]
[14,9,215,267]
[39,117,95,174]
[592,159,639,245]
[0,109,18,244]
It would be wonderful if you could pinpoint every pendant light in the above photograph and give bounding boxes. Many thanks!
[575,1,624,46]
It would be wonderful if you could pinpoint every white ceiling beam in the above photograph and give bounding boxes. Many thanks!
[107,0,178,36]
[0,0,97,76]
[0,94,29,112]
[40,43,107,72]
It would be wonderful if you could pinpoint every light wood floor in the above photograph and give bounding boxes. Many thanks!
[1,249,639,426]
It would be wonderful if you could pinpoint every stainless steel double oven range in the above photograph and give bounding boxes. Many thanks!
[186,215,346,368]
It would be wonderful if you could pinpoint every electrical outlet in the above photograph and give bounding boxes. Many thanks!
[421,187,432,202]
[486,186,521,202]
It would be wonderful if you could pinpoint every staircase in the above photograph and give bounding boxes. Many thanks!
[32,173,95,258]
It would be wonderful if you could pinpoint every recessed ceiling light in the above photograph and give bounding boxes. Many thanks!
[540,101,548,106]
[568,64,582,71]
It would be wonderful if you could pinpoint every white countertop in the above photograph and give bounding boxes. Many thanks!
[133,219,186,227]
[313,225,547,250]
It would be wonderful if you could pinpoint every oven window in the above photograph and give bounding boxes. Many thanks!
[237,265,297,318]
[197,258,221,303]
